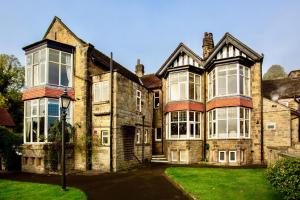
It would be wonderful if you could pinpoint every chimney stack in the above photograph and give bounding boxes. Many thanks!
[202,32,214,59]
[135,58,144,77]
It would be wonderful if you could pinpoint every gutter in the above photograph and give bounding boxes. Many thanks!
[260,54,264,164]
[110,52,114,172]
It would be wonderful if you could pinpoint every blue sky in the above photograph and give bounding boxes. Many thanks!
[1,0,300,74]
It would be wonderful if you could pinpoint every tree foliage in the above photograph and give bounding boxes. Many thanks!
[0,126,22,170]
[0,54,24,132]
[263,65,287,80]
[266,158,300,200]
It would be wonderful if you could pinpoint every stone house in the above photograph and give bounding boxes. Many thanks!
[21,16,299,173]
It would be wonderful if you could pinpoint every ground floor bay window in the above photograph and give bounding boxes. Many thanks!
[24,98,72,143]
[166,111,202,139]
[208,107,250,139]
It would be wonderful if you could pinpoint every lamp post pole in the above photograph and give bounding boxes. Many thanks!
[60,88,71,191]
[61,108,67,191]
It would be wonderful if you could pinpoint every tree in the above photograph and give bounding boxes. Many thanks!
[0,54,24,132]
[263,65,287,80]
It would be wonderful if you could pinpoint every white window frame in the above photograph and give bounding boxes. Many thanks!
[93,81,109,102]
[266,122,276,130]
[136,129,141,144]
[136,90,142,112]
[155,128,162,141]
[167,71,201,103]
[166,111,202,140]
[208,107,251,139]
[25,48,73,88]
[144,129,148,144]
[179,150,188,163]
[229,151,236,162]
[171,150,178,162]
[24,98,73,144]
[153,91,160,108]
[208,64,250,100]
[218,151,226,162]
[101,130,109,146]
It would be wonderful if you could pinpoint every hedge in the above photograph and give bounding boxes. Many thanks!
[266,158,300,200]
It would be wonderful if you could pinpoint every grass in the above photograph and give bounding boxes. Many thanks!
[0,179,87,200]
[165,167,282,200]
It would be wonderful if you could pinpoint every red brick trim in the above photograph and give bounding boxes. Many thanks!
[164,101,204,113]
[22,87,75,101]
[207,97,253,111]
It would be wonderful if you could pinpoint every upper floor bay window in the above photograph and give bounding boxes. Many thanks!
[93,81,109,102]
[208,64,250,100]
[24,98,72,143]
[208,107,250,139]
[25,48,73,88]
[166,111,201,140]
[167,71,201,102]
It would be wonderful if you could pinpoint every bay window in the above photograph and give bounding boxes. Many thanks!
[166,111,201,139]
[208,107,250,139]
[208,64,250,99]
[25,48,72,87]
[167,71,201,102]
[24,98,72,143]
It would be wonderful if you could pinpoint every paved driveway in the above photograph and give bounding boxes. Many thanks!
[0,164,189,200]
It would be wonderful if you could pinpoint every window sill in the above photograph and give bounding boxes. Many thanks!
[166,138,202,141]
[207,138,251,140]
[93,101,110,105]
[208,95,252,102]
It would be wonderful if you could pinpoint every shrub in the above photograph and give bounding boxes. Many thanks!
[266,158,300,200]
[0,126,22,170]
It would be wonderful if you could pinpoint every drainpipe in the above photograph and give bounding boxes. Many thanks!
[161,88,164,154]
[260,54,264,164]
[142,115,145,163]
[203,71,207,161]
[294,96,300,143]
[110,52,114,172]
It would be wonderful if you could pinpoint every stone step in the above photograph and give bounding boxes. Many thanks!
[151,159,169,163]
[151,157,167,160]
[152,154,166,158]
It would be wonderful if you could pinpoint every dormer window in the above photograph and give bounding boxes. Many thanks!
[23,40,74,88]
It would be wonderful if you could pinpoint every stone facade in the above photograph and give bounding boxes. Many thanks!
[21,17,300,174]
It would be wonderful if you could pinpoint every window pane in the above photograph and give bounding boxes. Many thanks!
[40,49,46,63]
[49,62,59,85]
[218,76,226,95]
[32,101,38,116]
[49,49,59,63]
[179,83,186,99]
[25,118,31,142]
[189,82,194,99]
[39,63,45,83]
[26,67,32,87]
[32,117,38,142]
[245,120,249,137]
[61,65,71,86]
[189,73,194,83]
[39,117,45,142]
[240,120,244,137]
[48,117,58,129]
[102,81,109,101]
[228,107,237,118]
[219,152,225,161]
[218,120,226,134]
[48,100,59,116]
[228,119,237,137]
[170,84,178,100]
[195,84,201,101]
[33,65,39,86]
[190,123,194,137]
[61,52,71,65]
[33,52,39,65]
[195,123,200,138]
[228,75,237,94]
[94,83,100,102]
[189,112,194,121]
[156,128,162,139]
[179,122,187,138]
[218,109,226,119]
[171,123,178,138]
[245,77,249,95]
[26,54,32,66]
[195,75,200,84]
[230,152,236,161]
[39,99,45,116]
[171,112,178,122]
[179,111,186,121]
[25,101,31,117]
[240,75,244,94]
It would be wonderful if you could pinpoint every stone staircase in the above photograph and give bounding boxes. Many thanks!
[151,154,168,163]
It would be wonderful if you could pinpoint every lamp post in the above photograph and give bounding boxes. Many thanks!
[60,88,71,191]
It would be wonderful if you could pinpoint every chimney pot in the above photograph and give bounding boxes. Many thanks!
[135,58,144,77]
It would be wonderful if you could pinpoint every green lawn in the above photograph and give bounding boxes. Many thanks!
[0,179,87,200]
[165,167,282,200]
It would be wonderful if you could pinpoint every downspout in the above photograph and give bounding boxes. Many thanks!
[203,71,207,161]
[142,115,145,163]
[260,54,264,164]
[161,87,164,154]
[109,52,114,172]
[294,96,300,143]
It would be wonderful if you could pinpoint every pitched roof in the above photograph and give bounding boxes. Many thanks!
[204,32,263,66]
[140,74,162,89]
[43,16,87,44]
[0,108,15,127]
[262,78,300,100]
[156,42,203,76]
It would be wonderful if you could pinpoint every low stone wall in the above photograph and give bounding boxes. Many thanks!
[22,143,74,174]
